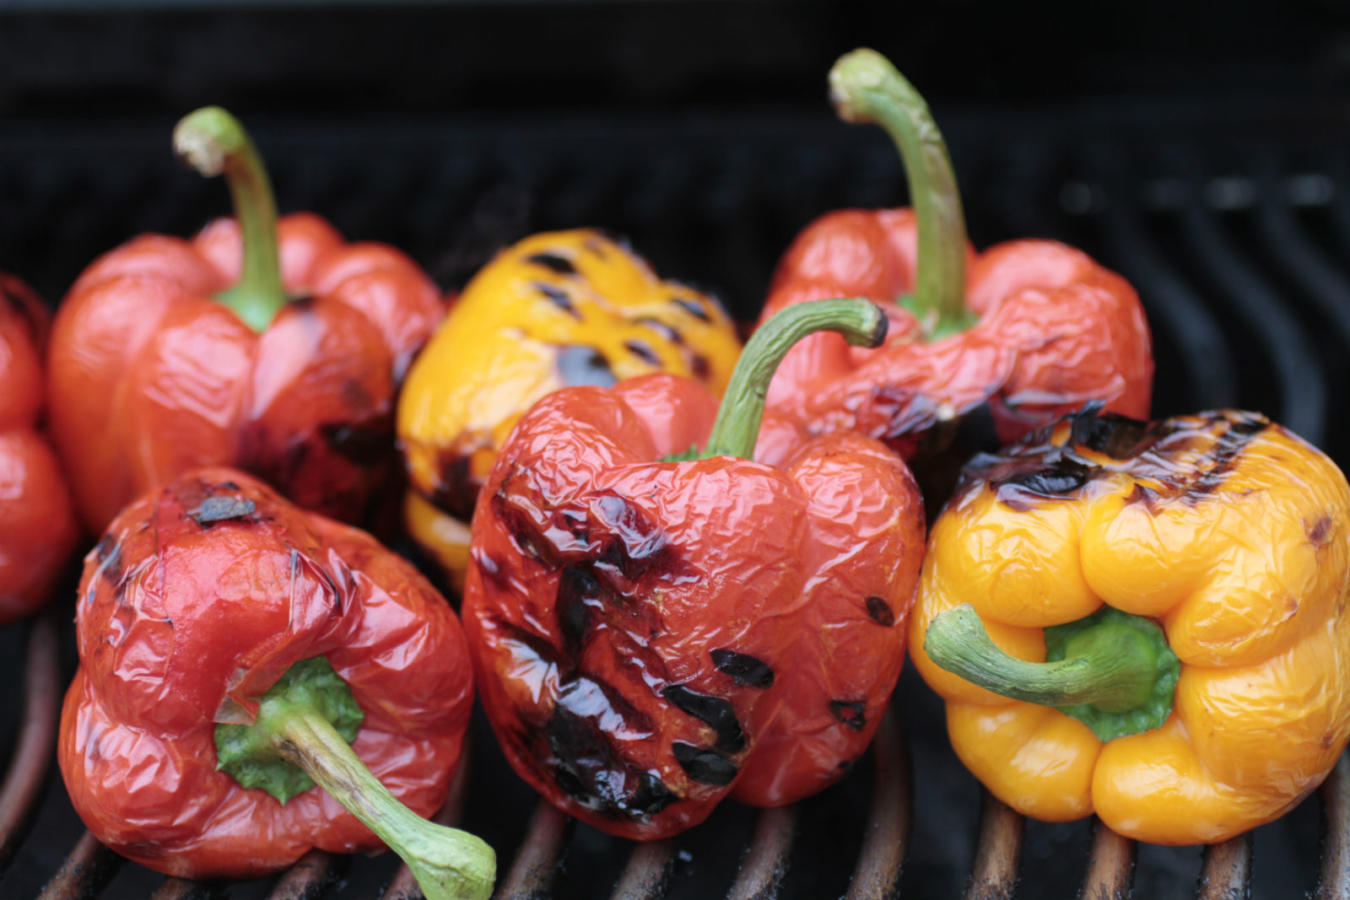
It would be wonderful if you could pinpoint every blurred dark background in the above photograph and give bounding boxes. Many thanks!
[2,2,1349,898]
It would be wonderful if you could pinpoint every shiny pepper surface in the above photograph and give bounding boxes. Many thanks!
[398,229,741,587]
[761,50,1151,457]
[0,274,78,621]
[910,407,1350,844]
[464,300,924,839]
[59,468,479,878]
[49,108,443,533]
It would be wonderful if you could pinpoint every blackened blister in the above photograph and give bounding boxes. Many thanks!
[829,700,866,732]
[672,742,738,786]
[543,704,676,818]
[556,345,617,388]
[527,253,577,276]
[661,684,746,753]
[865,595,895,626]
[710,649,774,688]
[320,412,394,466]
[996,452,1097,510]
[94,534,123,586]
[624,339,661,366]
[671,296,712,322]
[534,281,582,319]
[557,564,603,657]
[635,317,683,345]
[188,495,257,526]
[1068,408,1150,458]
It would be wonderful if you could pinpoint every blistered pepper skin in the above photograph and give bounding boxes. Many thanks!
[760,212,1153,456]
[398,230,742,586]
[463,373,923,839]
[0,274,79,622]
[910,408,1350,844]
[58,468,475,877]
[48,213,444,533]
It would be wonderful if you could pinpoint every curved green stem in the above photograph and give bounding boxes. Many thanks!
[174,106,286,332]
[698,298,886,460]
[828,49,973,338]
[215,658,495,900]
[924,604,1179,742]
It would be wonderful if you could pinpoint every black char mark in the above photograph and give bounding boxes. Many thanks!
[624,339,661,366]
[710,649,774,688]
[865,595,895,626]
[431,453,480,522]
[94,534,123,587]
[993,450,1097,512]
[556,345,617,388]
[1068,407,1150,458]
[671,742,738,786]
[556,563,615,660]
[188,495,257,526]
[661,685,746,753]
[591,494,691,581]
[1308,515,1334,549]
[544,703,677,818]
[688,353,710,381]
[528,253,577,276]
[1186,414,1269,498]
[635,317,684,345]
[320,409,395,467]
[534,281,582,320]
[671,296,712,323]
[830,700,867,732]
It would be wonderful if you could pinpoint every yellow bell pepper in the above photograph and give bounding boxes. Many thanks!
[397,229,741,587]
[911,406,1350,844]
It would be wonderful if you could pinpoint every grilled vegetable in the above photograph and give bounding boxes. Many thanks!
[463,299,924,838]
[760,49,1152,462]
[58,469,494,899]
[49,106,444,533]
[0,273,78,622]
[911,406,1350,844]
[398,229,742,589]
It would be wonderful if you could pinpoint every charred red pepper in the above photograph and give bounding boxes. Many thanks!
[58,469,493,898]
[464,299,925,838]
[760,49,1152,458]
[0,273,78,622]
[48,107,444,533]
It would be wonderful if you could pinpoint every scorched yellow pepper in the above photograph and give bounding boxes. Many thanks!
[397,229,741,587]
[910,405,1350,845]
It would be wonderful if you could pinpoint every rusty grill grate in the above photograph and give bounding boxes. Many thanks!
[1,104,1348,899]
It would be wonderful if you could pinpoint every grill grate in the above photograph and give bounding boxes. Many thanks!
[1,103,1348,899]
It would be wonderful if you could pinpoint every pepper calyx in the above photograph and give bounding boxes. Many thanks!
[924,604,1179,742]
[698,298,886,460]
[215,655,362,804]
[828,49,974,339]
[174,106,287,333]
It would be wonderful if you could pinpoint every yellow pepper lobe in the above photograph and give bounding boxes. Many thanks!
[397,229,742,586]
[914,406,1350,845]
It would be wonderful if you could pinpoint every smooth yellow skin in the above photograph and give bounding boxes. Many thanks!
[911,412,1350,844]
[397,230,741,585]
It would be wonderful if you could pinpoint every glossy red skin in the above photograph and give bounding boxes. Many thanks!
[463,374,924,839]
[48,213,445,533]
[759,209,1154,456]
[0,274,79,622]
[58,468,474,878]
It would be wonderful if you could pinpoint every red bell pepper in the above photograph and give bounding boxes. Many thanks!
[463,299,925,839]
[58,468,493,899]
[48,107,444,533]
[759,49,1152,458]
[0,273,78,621]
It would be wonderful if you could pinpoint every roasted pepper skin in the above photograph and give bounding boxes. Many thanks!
[58,468,475,876]
[49,212,443,533]
[462,372,923,839]
[0,274,78,621]
[910,407,1350,844]
[398,229,742,588]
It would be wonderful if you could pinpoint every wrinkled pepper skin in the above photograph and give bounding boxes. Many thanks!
[0,274,79,621]
[910,407,1350,844]
[463,373,923,839]
[59,468,474,876]
[49,212,443,533]
[398,229,741,587]
[761,213,1153,455]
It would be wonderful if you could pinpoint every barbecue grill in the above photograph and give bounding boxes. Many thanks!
[2,2,1348,897]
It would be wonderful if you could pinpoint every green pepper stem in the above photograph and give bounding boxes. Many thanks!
[925,604,1166,713]
[273,702,495,900]
[828,49,972,338]
[173,106,286,332]
[698,298,886,460]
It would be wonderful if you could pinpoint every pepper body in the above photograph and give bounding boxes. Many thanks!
[0,274,78,621]
[49,212,443,532]
[910,407,1350,844]
[398,229,742,587]
[761,211,1152,455]
[58,468,475,876]
[463,371,923,839]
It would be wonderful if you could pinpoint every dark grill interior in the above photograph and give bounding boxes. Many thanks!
[2,3,1349,898]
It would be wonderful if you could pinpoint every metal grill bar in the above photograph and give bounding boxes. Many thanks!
[148,878,214,900]
[725,806,796,900]
[37,831,119,900]
[493,803,569,899]
[1196,833,1251,900]
[845,711,909,900]
[964,793,1022,900]
[1078,822,1134,900]
[608,840,675,900]
[1318,753,1350,900]
[0,614,60,872]
[266,849,334,900]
